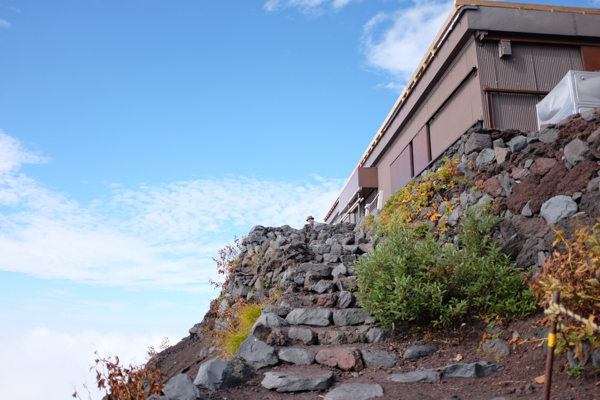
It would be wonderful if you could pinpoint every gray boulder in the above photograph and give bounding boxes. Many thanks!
[581,109,598,122]
[278,348,316,365]
[163,374,206,400]
[313,279,335,294]
[540,195,578,225]
[476,148,496,168]
[447,205,463,227]
[260,305,292,318]
[508,136,527,153]
[593,348,600,368]
[390,370,441,383]
[442,361,503,378]
[337,291,355,309]
[251,313,289,334]
[539,127,559,143]
[493,138,506,148]
[482,338,511,358]
[288,327,318,344]
[516,238,545,269]
[567,342,590,368]
[286,308,332,326]
[366,327,389,343]
[403,344,438,360]
[324,383,384,400]
[332,263,349,277]
[360,349,399,368]
[261,371,333,392]
[299,263,332,277]
[498,171,514,198]
[236,334,279,369]
[333,309,371,326]
[465,133,492,154]
[193,358,235,391]
[224,357,253,385]
[564,138,589,166]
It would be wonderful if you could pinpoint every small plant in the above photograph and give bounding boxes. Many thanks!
[376,158,467,232]
[264,281,272,288]
[75,351,165,400]
[592,367,600,378]
[251,286,257,293]
[220,302,263,358]
[532,220,600,360]
[488,333,500,340]
[209,238,242,320]
[568,365,584,379]
[146,336,171,360]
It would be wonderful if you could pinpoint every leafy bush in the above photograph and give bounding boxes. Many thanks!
[353,204,537,331]
[533,220,600,359]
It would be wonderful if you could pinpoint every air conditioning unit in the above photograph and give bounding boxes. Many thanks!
[536,70,600,130]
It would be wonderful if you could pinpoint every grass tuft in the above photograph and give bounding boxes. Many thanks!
[220,303,263,358]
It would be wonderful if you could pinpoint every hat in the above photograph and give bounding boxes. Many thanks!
[306,215,314,221]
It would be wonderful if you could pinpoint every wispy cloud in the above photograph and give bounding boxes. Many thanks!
[264,0,364,14]
[361,1,453,91]
[0,19,11,28]
[0,130,343,290]
[8,6,22,13]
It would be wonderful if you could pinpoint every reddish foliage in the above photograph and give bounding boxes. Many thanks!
[208,238,242,318]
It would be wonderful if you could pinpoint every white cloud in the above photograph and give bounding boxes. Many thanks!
[264,0,363,14]
[362,1,454,90]
[0,19,10,28]
[0,130,343,289]
[0,328,179,400]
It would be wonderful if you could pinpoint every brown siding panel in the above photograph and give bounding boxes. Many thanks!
[412,125,431,176]
[477,41,583,129]
[390,144,413,193]
[582,46,600,72]
[429,75,480,159]
[491,92,546,131]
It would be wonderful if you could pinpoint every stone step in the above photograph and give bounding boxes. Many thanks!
[260,324,388,346]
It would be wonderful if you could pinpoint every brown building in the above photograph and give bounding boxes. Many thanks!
[325,0,600,225]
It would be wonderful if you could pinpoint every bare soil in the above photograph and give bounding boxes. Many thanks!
[155,311,600,400]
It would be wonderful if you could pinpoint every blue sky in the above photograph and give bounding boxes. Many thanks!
[0,0,596,398]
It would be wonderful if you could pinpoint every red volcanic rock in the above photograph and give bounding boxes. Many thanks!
[510,168,529,180]
[587,126,600,143]
[315,347,364,371]
[529,158,557,176]
[506,173,541,214]
[484,175,505,197]
[556,160,600,196]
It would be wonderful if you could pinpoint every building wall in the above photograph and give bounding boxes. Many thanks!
[477,41,584,130]
[376,36,481,203]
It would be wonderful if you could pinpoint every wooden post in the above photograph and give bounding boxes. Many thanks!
[543,290,559,400]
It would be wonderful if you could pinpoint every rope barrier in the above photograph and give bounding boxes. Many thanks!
[544,299,600,332]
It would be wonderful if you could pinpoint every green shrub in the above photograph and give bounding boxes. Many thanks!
[353,204,537,331]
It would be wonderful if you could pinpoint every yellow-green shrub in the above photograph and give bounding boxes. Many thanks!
[533,220,600,359]
[376,158,466,232]
[220,302,263,358]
